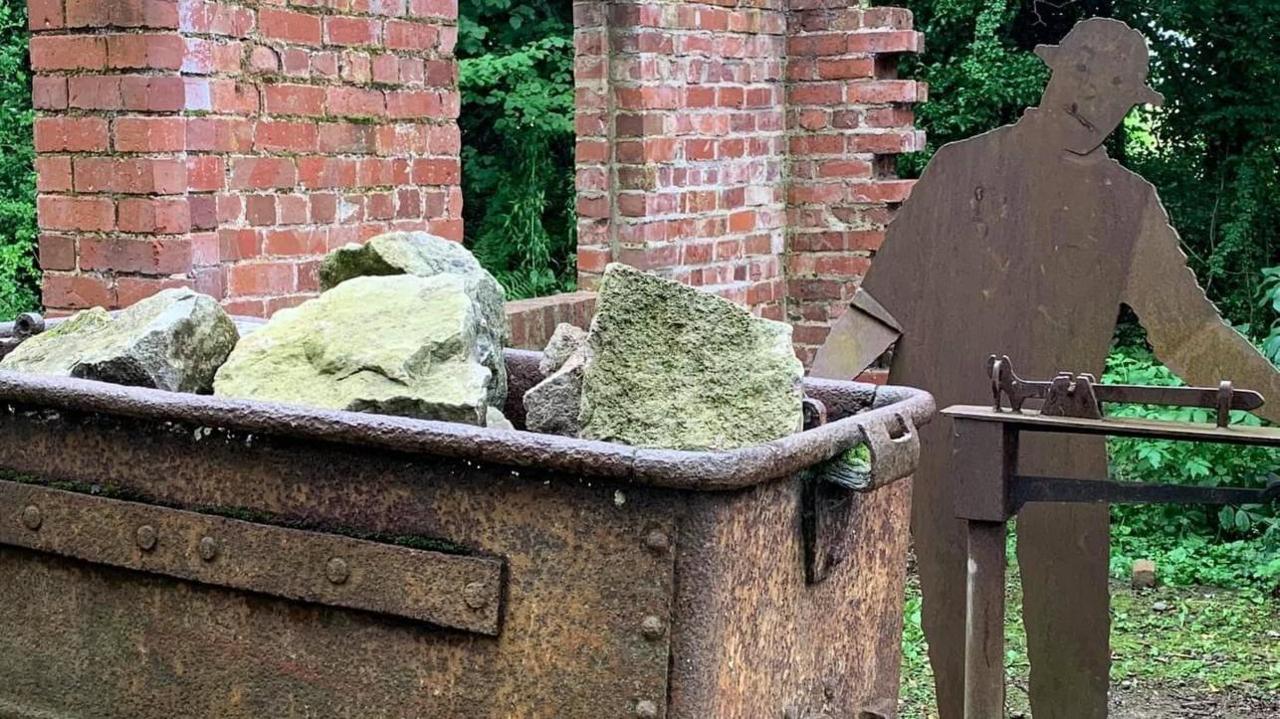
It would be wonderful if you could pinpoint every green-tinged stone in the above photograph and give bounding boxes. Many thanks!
[578,263,804,450]
[0,288,238,393]
[213,275,493,424]
[318,231,509,408]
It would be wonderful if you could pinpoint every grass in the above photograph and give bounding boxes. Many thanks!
[899,550,1280,718]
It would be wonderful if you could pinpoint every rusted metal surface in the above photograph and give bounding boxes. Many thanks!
[0,480,503,634]
[990,354,1264,421]
[813,17,1280,719]
[0,338,933,718]
[946,372,1280,719]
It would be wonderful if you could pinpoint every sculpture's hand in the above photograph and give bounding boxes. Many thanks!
[1123,193,1280,424]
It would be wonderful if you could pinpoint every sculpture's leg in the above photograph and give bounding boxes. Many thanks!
[1017,437,1111,719]
[912,419,970,719]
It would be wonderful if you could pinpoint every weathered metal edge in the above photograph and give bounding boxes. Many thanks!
[0,360,932,492]
[1,480,505,634]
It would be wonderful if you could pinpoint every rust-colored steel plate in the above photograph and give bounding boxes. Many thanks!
[0,480,504,634]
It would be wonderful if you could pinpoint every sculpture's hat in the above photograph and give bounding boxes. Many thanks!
[1035,18,1164,107]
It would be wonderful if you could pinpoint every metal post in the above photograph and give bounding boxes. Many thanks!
[964,520,1006,719]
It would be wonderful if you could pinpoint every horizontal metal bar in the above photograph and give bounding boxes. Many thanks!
[942,405,1280,447]
[1011,475,1280,510]
[0,480,504,635]
[1093,384,1264,411]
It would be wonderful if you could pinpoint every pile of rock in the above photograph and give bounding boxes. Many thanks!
[1,246,805,449]
[2,232,512,428]
[524,263,805,451]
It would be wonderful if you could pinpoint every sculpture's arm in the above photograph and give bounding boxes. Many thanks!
[1123,194,1280,423]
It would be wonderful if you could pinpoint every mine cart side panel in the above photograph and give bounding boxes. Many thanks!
[0,407,676,719]
[667,477,912,719]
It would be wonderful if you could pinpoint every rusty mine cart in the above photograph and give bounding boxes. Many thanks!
[0,317,933,719]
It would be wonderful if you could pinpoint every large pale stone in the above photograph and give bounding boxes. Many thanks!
[319,231,509,407]
[0,288,237,393]
[539,323,587,376]
[578,263,804,450]
[214,275,495,425]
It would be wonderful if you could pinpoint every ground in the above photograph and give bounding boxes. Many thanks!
[899,565,1280,718]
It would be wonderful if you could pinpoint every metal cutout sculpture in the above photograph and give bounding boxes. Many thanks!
[812,17,1280,719]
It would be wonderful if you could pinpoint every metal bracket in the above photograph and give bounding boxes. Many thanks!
[0,480,505,635]
[803,412,919,584]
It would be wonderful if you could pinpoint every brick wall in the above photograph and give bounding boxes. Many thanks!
[30,0,460,316]
[574,0,790,320]
[572,0,923,359]
[31,0,922,365]
[785,2,924,364]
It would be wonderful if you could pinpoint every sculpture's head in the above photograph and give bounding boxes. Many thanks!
[1036,18,1163,154]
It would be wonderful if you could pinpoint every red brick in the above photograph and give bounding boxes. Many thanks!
[39,235,76,271]
[254,120,320,153]
[259,8,323,46]
[43,273,116,310]
[411,158,459,185]
[327,87,385,118]
[186,117,253,152]
[249,45,280,73]
[385,19,437,50]
[264,84,326,116]
[408,0,456,20]
[34,117,109,153]
[81,236,191,275]
[849,180,915,204]
[230,157,298,190]
[372,54,400,84]
[228,262,297,296]
[848,30,923,54]
[29,0,64,30]
[325,16,381,46]
[113,117,186,152]
[118,197,192,234]
[817,57,875,80]
[297,157,358,188]
[35,157,73,192]
[66,0,179,29]
[847,80,926,104]
[120,75,185,111]
[32,77,67,109]
[68,76,123,110]
[117,277,193,307]
[321,123,377,153]
[263,228,326,257]
[39,195,115,232]
[73,158,187,195]
[30,36,106,70]
[186,156,226,192]
[106,33,184,70]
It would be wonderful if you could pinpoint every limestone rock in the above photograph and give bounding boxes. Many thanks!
[486,406,515,431]
[214,275,494,425]
[318,231,509,408]
[578,263,804,450]
[524,350,586,436]
[539,323,587,376]
[1,288,237,393]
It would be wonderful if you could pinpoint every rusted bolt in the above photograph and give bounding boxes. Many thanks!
[326,557,350,585]
[635,699,658,718]
[643,529,670,554]
[640,615,665,640]
[136,525,157,551]
[463,581,489,610]
[21,505,41,530]
[198,536,219,561]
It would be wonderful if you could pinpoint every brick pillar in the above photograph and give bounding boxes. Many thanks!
[574,0,791,320]
[30,0,461,316]
[785,3,924,364]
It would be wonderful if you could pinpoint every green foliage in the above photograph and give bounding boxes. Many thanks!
[0,2,39,320]
[458,0,576,299]
[1103,345,1280,592]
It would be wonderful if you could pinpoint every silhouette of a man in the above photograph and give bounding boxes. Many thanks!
[815,18,1280,719]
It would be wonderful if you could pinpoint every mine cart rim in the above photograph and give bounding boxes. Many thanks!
[0,356,933,492]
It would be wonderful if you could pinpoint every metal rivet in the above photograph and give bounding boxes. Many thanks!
[21,505,41,530]
[635,699,658,718]
[136,525,157,551]
[643,530,669,554]
[640,615,665,640]
[198,536,219,561]
[463,581,489,610]
[326,557,350,585]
